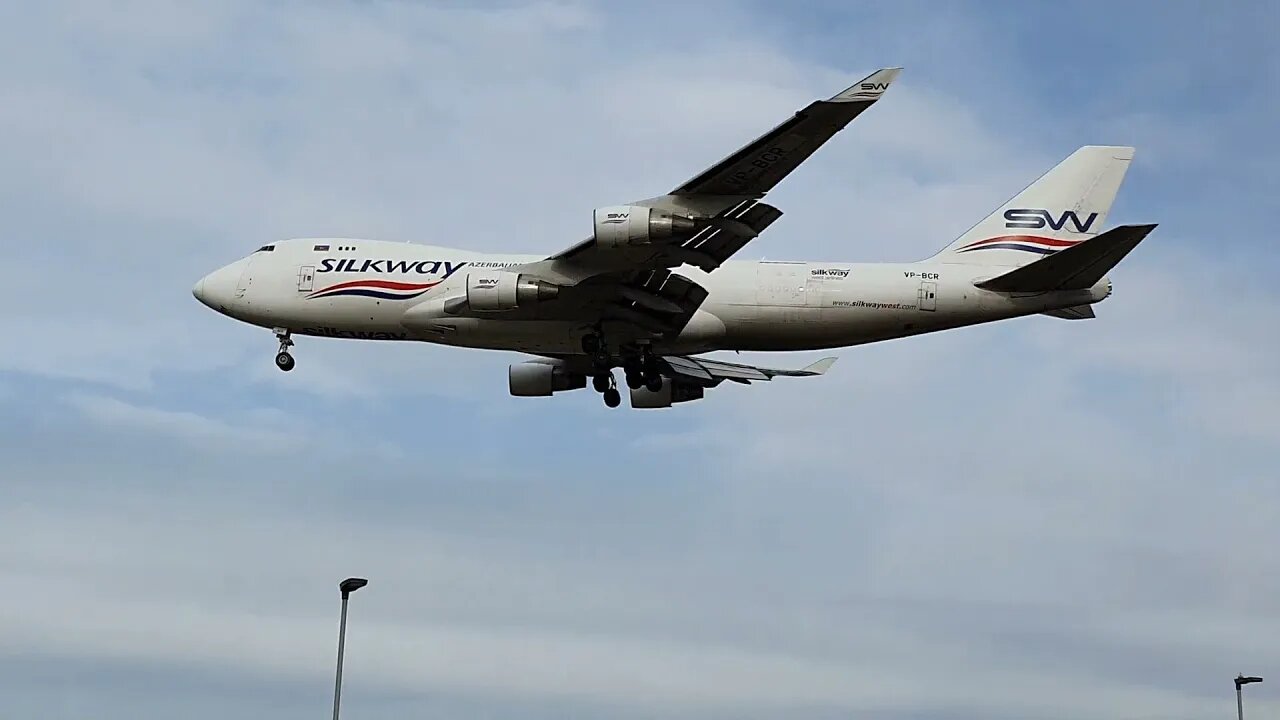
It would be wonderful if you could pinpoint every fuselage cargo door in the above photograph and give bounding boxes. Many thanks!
[918,281,937,311]
[298,265,315,292]
[805,272,825,307]
[756,262,807,306]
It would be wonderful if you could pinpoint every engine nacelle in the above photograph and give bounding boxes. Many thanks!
[509,362,586,397]
[593,205,697,248]
[466,271,559,312]
[629,377,705,409]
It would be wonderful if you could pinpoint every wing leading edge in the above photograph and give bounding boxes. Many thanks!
[670,67,902,198]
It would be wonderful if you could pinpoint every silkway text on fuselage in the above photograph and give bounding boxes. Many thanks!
[318,258,468,278]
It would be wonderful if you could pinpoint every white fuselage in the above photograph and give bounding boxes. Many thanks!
[193,237,1111,356]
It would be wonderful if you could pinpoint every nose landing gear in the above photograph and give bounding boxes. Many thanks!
[274,328,295,372]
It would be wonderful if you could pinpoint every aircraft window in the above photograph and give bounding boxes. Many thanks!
[314,244,330,251]
[257,244,275,252]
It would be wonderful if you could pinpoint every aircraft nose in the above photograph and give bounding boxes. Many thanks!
[193,261,244,311]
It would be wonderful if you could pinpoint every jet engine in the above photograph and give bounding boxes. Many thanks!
[629,377,705,409]
[593,205,697,248]
[466,272,559,312]
[509,362,586,397]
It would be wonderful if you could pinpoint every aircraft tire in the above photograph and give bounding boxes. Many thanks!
[602,388,621,408]
[275,352,295,372]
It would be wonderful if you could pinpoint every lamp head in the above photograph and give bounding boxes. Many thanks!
[340,578,369,596]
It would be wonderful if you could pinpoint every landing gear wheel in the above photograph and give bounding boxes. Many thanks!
[644,374,663,392]
[602,388,621,408]
[592,374,612,393]
[272,328,296,372]
[625,372,644,390]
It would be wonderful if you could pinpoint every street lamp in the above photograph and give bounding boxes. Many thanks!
[332,578,369,720]
[1235,674,1263,720]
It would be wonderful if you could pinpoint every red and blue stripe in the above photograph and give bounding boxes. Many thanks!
[307,279,440,300]
[957,235,1083,255]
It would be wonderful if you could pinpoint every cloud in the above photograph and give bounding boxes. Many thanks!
[62,393,306,454]
[0,480,1260,720]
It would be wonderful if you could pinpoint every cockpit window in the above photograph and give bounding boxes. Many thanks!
[256,244,275,252]
[313,244,330,251]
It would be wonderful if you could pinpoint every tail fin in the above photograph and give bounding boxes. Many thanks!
[930,145,1135,267]
[975,223,1157,293]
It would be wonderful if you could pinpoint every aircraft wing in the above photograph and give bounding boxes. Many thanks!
[515,67,902,287]
[535,352,837,386]
[665,67,902,199]
[497,68,900,346]
[660,355,837,385]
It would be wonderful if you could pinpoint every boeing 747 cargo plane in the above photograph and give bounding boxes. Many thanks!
[193,68,1155,408]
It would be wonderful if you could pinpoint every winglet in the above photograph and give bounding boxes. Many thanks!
[829,67,902,103]
[800,357,837,375]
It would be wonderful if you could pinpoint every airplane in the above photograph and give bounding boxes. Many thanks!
[193,67,1156,409]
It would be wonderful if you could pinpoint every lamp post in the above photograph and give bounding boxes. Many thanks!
[1235,674,1262,720]
[332,577,369,720]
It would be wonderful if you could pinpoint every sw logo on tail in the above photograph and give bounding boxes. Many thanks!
[1003,208,1099,233]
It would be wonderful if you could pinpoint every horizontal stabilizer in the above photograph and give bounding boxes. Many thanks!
[1041,304,1096,320]
[976,224,1157,293]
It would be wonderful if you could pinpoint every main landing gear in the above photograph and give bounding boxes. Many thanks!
[582,331,622,408]
[274,328,295,372]
[599,380,622,409]
[624,355,664,393]
[582,331,663,408]
[580,331,613,407]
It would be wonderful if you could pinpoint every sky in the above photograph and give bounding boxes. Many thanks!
[1,1,1278,718]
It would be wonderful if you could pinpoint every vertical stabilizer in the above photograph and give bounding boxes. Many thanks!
[930,146,1134,267]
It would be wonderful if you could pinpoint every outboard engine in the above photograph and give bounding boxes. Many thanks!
[593,206,697,248]
[509,362,586,397]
